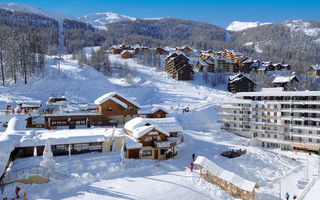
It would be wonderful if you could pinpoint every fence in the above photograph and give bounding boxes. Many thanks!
[297,177,317,200]
[1,165,70,184]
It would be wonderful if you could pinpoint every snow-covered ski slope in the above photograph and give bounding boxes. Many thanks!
[0,54,317,200]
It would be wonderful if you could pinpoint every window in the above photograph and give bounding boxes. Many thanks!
[267,134,270,138]
[309,138,312,143]
[157,136,162,142]
[309,130,313,134]
[107,107,112,111]
[317,139,320,143]
[160,149,165,155]
[317,130,320,135]
[145,137,152,142]
[274,120,277,123]
[262,134,265,137]
[274,105,277,108]
[129,106,133,110]
[142,150,152,156]
[274,135,277,139]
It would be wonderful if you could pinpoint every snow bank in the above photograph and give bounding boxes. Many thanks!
[0,116,27,177]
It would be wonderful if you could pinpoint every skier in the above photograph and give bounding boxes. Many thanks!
[285,192,289,200]
[190,162,194,172]
[15,186,20,199]
[192,153,195,161]
[293,194,297,200]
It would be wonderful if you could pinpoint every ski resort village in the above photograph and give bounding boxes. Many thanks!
[0,2,320,200]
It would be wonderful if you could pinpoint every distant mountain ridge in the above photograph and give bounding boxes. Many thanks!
[0,2,74,21]
[226,21,272,32]
[79,12,136,30]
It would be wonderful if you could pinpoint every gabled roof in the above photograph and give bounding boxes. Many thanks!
[138,106,169,115]
[307,64,320,71]
[257,65,266,71]
[124,117,183,133]
[229,74,255,84]
[272,74,298,84]
[210,55,234,63]
[94,92,140,108]
[121,50,135,55]
[194,156,258,192]
[132,125,170,139]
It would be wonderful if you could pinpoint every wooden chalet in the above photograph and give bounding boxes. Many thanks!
[306,65,320,76]
[121,50,135,59]
[138,106,168,118]
[195,59,215,73]
[228,74,256,93]
[208,55,238,73]
[241,58,255,74]
[94,92,140,125]
[111,45,123,54]
[17,101,42,114]
[194,156,259,200]
[220,49,245,67]
[26,92,140,129]
[176,45,193,55]
[165,53,194,80]
[156,47,169,55]
[124,117,184,160]
[272,74,299,91]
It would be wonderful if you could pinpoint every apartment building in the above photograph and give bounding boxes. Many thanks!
[217,87,320,152]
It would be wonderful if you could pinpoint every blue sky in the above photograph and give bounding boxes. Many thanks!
[1,0,319,27]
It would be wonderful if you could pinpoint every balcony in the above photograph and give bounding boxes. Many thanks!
[153,135,184,148]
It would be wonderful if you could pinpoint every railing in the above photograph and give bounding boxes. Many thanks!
[154,135,184,148]
[2,165,70,184]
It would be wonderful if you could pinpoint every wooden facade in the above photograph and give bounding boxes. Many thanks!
[272,75,299,91]
[139,109,167,118]
[165,53,194,80]
[228,74,256,93]
[156,47,169,55]
[195,59,215,73]
[306,65,320,76]
[176,46,193,55]
[121,50,134,59]
[126,127,173,160]
[194,156,259,200]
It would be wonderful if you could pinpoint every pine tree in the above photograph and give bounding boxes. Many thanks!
[40,140,56,171]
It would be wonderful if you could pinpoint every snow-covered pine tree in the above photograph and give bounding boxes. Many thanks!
[40,140,56,171]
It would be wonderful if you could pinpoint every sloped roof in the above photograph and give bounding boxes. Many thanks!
[257,65,266,71]
[124,117,183,133]
[94,92,140,108]
[272,74,298,84]
[194,156,258,192]
[138,106,169,115]
[308,64,320,71]
[132,125,170,139]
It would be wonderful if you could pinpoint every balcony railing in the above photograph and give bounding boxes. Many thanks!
[153,135,184,148]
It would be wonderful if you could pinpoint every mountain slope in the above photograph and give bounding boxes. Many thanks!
[230,20,320,73]
[0,2,74,21]
[79,12,136,30]
[226,21,271,32]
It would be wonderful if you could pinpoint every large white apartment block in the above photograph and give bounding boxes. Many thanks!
[217,88,320,152]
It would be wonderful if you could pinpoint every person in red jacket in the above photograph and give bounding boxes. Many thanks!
[190,162,194,172]
[15,186,20,199]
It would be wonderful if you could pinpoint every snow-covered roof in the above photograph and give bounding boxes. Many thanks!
[204,59,214,65]
[308,64,320,71]
[0,117,28,177]
[94,92,140,108]
[132,125,170,139]
[194,156,258,192]
[210,55,234,63]
[257,65,266,71]
[121,50,135,55]
[225,49,243,56]
[138,105,169,115]
[272,75,297,84]
[6,116,26,132]
[124,117,183,133]
[198,60,209,66]
[229,74,243,81]
[125,135,142,149]
[19,128,119,147]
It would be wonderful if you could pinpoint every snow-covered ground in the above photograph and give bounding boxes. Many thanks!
[226,21,272,32]
[0,54,319,200]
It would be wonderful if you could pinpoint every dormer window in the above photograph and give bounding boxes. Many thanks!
[107,107,112,111]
